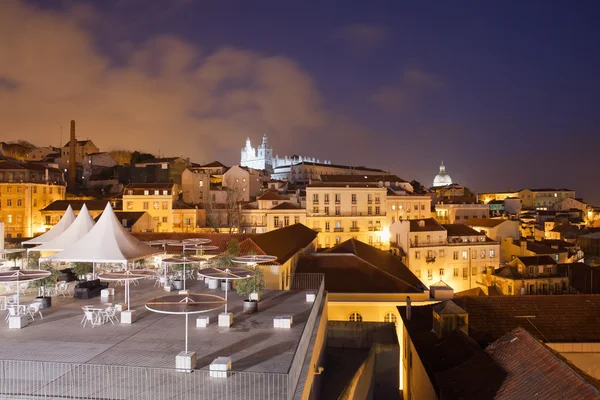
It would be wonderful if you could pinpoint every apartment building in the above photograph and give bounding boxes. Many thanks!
[0,159,66,238]
[123,183,177,232]
[479,188,575,210]
[240,191,305,234]
[391,218,499,292]
[306,183,388,248]
[434,202,489,224]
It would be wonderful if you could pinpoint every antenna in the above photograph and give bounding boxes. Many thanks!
[60,125,63,147]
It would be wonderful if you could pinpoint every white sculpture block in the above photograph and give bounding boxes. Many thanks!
[196,316,209,328]
[9,315,28,329]
[218,312,233,327]
[176,351,197,372]
[209,357,232,378]
[121,310,137,324]
[306,292,316,302]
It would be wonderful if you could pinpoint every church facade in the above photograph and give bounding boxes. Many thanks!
[240,135,330,172]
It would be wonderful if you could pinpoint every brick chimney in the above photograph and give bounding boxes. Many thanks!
[68,120,76,190]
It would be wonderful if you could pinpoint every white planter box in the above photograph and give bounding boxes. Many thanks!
[274,315,293,329]
[209,357,231,378]
[101,288,114,298]
[176,351,197,372]
[121,310,137,324]
[9,315,29,329]
[178,290,190,295]
[306,292,316,302]
[196,316,209,328]
[218,312,233,327]
[208,279,219,289]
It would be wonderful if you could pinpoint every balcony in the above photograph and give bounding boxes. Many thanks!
[368,226,383,231]
[308,211,386,217]
[349,227,360,232]
[426,256,436,264]
[333,227,344,232]
[312,227,322,232]
[410,240,447,248]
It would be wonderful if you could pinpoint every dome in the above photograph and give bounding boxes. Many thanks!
[433,162,452,187]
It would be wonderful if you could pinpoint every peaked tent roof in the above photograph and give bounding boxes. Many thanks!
[33,204,95,252]
[23,205,76,245]
[45,203,159,263]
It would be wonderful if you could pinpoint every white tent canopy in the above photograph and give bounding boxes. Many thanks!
[44,202,159,264]
[23,205,76,246]
[33,204,95,252]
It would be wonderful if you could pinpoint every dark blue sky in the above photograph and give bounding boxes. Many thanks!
[24,1,600,202]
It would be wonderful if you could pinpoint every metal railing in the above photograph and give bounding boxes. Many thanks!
[0,360,288,400]
[287,274,325,397]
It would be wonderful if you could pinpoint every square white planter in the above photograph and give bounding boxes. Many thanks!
[114,303,124,312]
[218,312,233,327]
[163,285,172,292]
[178,290,190,295]
[196,316,209,328]
[209,357,231,378]
[208,279,219,290]
[121,310,137,324]
[176,351,197,372]
[306,292,316,302]
[9,315,29,329]
[274,315,292,329]
[101,288,114,298]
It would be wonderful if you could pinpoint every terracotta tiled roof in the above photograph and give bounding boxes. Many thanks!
[442,224,486,236]
[409,218,445,232]
[257,191,287,201]
[514,255,556,266]
[438,328,600,399]
[319,174,407,183]
[42,200,122,212]
[455,287,487,296]
[239,223,317,265]
[131,232,253,253]
[465,218,508,228]
[125,183,174,189]
[270,202,300,210]
[451,295,600,344]
[493,265,523,279]
[557,263,600,294]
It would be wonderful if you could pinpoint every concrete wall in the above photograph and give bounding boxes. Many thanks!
[547,343,600,379]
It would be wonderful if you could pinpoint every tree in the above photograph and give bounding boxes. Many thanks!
[32,261,58,297]
[235,267,266,299]
[130,151,156,164]
[223,176,245,233]
[70,262,93,277]
[6,250,23,267]
[108,149,133,165]
[410,180,427,195]
[204,193,224,232]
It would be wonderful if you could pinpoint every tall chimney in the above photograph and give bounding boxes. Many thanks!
[406,296,412,321]
[68,120,76,190]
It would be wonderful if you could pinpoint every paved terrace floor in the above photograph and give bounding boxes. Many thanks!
[0,278,313,374]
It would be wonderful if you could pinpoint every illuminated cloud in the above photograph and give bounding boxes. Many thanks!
[371,68,442,112]
[334,23,391,50]
[0,0,370,164]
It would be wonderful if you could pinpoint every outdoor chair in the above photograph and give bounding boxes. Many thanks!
[27,302,43,321]
[82,310,102,328]
[56,281,71,297]
[103,306,117,325]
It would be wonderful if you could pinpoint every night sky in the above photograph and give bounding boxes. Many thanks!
[1,1,599,203]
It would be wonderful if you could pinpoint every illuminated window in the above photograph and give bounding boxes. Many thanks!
[153,202,159,210]
[199,181,204,187]
[154,190,159,195]
[7,215,12,223]
[349,312,363,322]
[384,312,397,325]
[462,251,468,260]
[144,190,149,195]
[127,202,133,210]
[392,204,396,211]
[490,250,495,258]
[480,250,486,258]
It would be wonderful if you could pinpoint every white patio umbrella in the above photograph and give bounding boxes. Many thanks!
[197,267,254,314]
[0,269,51,307]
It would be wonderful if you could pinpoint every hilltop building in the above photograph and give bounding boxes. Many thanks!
[432,162,452,187]
[240,134,330,172]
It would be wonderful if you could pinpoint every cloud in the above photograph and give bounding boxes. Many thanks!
[0,0,371,164]
[334,23,391,50]
[371,68,442,112]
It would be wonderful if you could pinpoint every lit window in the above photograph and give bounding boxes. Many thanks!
[462,251,468,260]
[392,204,396,211]
[349,312,363,322]
[199,181,204,187]
[490,250,495,258]
[384,312,397,325]
[144,190,149,195]
[154,190,159,195]
[153,202,159,210]
[127,202,133,210]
